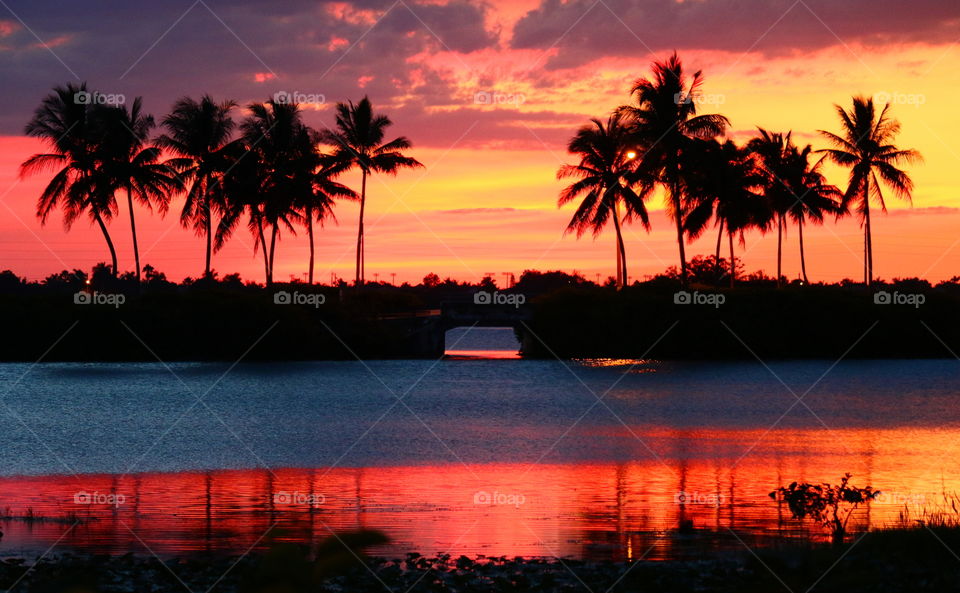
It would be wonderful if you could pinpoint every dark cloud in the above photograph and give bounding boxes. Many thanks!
[511,0,960,69]
[0,0,498,135]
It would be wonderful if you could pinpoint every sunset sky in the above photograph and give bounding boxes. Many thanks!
[1,0,958,285]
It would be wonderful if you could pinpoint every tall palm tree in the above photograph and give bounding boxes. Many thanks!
[685,140,771,287]
[780,144,844,284]
[318,96,423,287]
[155,95,239,278]
[219,100,313,286]
[619,53,729,286]
[747,129,795,286]
[818,96,921,285]
[95,98,182,283]
[557,113,653,289]
[20,83,120,275]
[303,156,358,284]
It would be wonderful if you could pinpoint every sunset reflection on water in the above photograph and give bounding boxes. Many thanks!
[1,424,956,560]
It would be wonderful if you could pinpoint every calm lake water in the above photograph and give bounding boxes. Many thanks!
[0,328,958,560]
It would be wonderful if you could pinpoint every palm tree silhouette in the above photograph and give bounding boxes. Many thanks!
[747,129,795,286]
[780,144,844,284]
[557,113,653,289]
[304,157,358,284]
[319,97,423,287]
[21,83,120,275]
[818,96,921,285]
[156,95,239,278]
[219,100,315,286]
[685,140,771,287]
[619,53,728,286]
[95,98,182,283]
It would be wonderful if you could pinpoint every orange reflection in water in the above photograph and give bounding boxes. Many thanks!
[1,425,958,560]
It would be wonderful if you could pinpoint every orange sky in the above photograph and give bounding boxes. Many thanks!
[0,1,958,285]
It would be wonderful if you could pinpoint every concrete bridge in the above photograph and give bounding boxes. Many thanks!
[379,301,534,357]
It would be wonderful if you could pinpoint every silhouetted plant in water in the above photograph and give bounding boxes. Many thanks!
[770,473,879,543]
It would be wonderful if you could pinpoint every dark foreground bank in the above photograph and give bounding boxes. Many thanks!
[1,526,958,593]
[0,277,957,360]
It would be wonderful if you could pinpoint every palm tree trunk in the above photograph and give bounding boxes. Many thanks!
[204,201,213,279]
[307,207,315,285]
[126,187,141,283]
[355,169,367,287]
[776,214,783,287]
[728,231,735,289]
[268,223,278,287]
[672,179,687,286]
[256,219,269,286]
[864,175,873,286]
[715,219,724,285]
[799,217,809,284]
[93,210,118,277]
[611,202,627,290]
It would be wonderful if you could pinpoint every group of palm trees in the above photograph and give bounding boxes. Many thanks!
[21,84,422,286]
[559,53,921,288]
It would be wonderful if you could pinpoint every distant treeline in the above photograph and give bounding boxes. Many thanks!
[0,266,956,361]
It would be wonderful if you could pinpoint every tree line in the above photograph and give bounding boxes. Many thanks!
[559,53,922,288]
[20,85,422,286]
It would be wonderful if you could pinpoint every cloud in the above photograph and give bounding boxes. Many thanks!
[510,0,960,69]
[0,0,500,133]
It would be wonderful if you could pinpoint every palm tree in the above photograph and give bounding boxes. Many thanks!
[685,140,771,287]
[780,145,844,283]
[219,100,313,286]
[619,53,729,286]
[155,95,239,278]
[318,96,423,287]
[95,98,182,283]
[747,129,795,286]
[20,83,120,275]
[557,113,653,289]
[818,96,921,285]
[303,156,358,284]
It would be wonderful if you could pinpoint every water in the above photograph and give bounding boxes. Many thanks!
[0,331,957,559]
